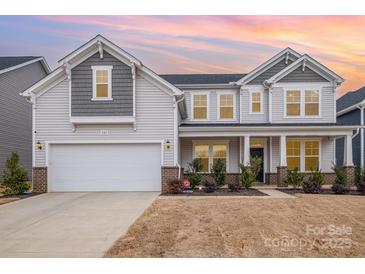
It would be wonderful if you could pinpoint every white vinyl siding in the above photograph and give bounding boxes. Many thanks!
[34,73,175,167]
[240,87,269,123]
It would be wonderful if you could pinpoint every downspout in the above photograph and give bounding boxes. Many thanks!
[359,105,364,168]
[263,80,272,123]
[174,96,185,179]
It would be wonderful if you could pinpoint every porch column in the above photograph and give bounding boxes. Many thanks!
[277,135,288,187]
[344,134,353,166]
[243,135,250,166]
[279,135,287,166]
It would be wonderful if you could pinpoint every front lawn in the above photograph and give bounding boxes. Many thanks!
[105,195,365,257]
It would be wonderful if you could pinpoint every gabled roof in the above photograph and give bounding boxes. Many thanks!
[0,56,50,75]
[22,35,182,97]
[160,73,246,85]
[235,47,301,85]
[266,54,344,86]
[337,85,365,115]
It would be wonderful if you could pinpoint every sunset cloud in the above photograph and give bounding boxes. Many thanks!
[0,16,364,96]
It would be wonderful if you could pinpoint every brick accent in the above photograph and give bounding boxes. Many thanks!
[32,167,47,193]
[277,166,288,187]
[199,173,240,185]
[161,166,180,194]
[265,172,277,185]
[343,166,355,187]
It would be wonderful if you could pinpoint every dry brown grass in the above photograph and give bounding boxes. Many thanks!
[105,194,365,258]
[0,197,20,205]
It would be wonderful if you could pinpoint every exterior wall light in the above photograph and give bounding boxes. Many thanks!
[35,141,42,150]
[165,139,171,150]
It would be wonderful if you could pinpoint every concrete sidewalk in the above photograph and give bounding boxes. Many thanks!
[0,192,159,257]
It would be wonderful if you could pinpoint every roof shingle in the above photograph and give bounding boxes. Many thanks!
[337,85,365,112]
[159,73,246,85]
[0,56,41,71]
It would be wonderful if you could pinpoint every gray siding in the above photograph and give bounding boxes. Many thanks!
[71,50,133,116]
[271,86,336,123]
[182,89,240,123]
[278,66,328,82]
[336,109,362,166]
[0,61,47,175]
[34,73,175,167]
[240,88,269,123]
[247,58,294,85]
[180,137,240,173]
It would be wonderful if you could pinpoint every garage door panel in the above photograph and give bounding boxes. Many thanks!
[49,143,161,192]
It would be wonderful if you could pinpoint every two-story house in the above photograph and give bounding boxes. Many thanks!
[21,35,358,192]
[0,56,49,175]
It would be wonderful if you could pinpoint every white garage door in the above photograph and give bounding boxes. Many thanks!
[48,143,161,192]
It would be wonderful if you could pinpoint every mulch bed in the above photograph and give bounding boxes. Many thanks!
[0,192,39,205]
[162,188,267,196]
[278,188,364,196]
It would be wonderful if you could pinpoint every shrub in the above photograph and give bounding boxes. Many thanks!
[302,169,324,194]
[331,164,349,195]
[1,152,29,195]
[240,165,256,189]
[285,168,304,189]
[210,158,226,187]
[166,179,182,194]
[250,156,263,180]
[356,181,365,195]
[202,179,217,193]
[355,165,362,186]
[228,180,241,192]
[309,169,325,186]
[186,158,203,189]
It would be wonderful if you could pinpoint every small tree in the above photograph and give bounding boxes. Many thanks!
[1,152,29,195]
[285,168,304,189]
[240,165,256,189]
[186,158,203,189]
[211,158,226,187]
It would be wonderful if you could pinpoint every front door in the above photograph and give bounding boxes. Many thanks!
[250,148,264,182]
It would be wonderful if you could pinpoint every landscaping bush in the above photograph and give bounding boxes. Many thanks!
[166,179,182,194]
[240,165,256,189]
[202,179,217,193]
[354,166,365,195]
[228,180,241,192]
[285,168,304,189]
[302,170,324,194]
[1,152,29,195]
[331,164,349,195]
[210,158,226,187]
[250,156,263,179]
[356,181,365,195]
[186,158,203,189]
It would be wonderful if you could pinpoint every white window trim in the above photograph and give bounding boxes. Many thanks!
[192,140,230,172]
[284,87,321,118]
[190,91,210,121]
[286,138,321,172]
[249,89,264,114]
[217,90,236,121]
[91,65,113,101]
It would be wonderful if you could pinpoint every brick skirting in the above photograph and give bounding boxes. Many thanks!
[161,166,180,194]
[277,166,288,187]
[265,172,277,185]
[343,166,355,187]
[200,173,240,184]
[32,167,47,193]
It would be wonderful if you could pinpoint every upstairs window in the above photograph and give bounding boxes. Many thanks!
[250,91,262,113]
[219,93,234,119]
[92,66,113,100]
[286,90,301,116]
[305,90,319,116]
[192,94,208,120]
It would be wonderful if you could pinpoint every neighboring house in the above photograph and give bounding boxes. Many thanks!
[21,35,359,193]
[0,57,50,176]
[336,86,365,168]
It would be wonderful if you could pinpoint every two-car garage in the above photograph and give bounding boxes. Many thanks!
[47,143,162,192]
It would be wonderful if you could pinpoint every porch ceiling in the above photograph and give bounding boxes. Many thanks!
[178,123,362,137]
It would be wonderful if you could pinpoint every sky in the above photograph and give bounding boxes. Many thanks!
[0,15,364,97]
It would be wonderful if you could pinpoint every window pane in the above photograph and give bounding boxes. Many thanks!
[252,102,261,113]
[287,103,300,116]
[220,94,233,107]
[220,107,233,119]
[287,140,301,171]
[194,144,209,172]
[96,70,108,83]
[194,107,207,119]
[305,141,319,171]
[193,95,207,119]
[252,92,261,102]
[286,90,301,116]
[96,83,108,97]
[305,90,319,116]
[305,103,319,115]
[213,144,227,170]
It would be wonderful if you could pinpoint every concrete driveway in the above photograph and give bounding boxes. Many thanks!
[0,192,159,257]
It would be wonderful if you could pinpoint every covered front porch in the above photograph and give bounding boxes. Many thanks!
[178,124,357,186]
